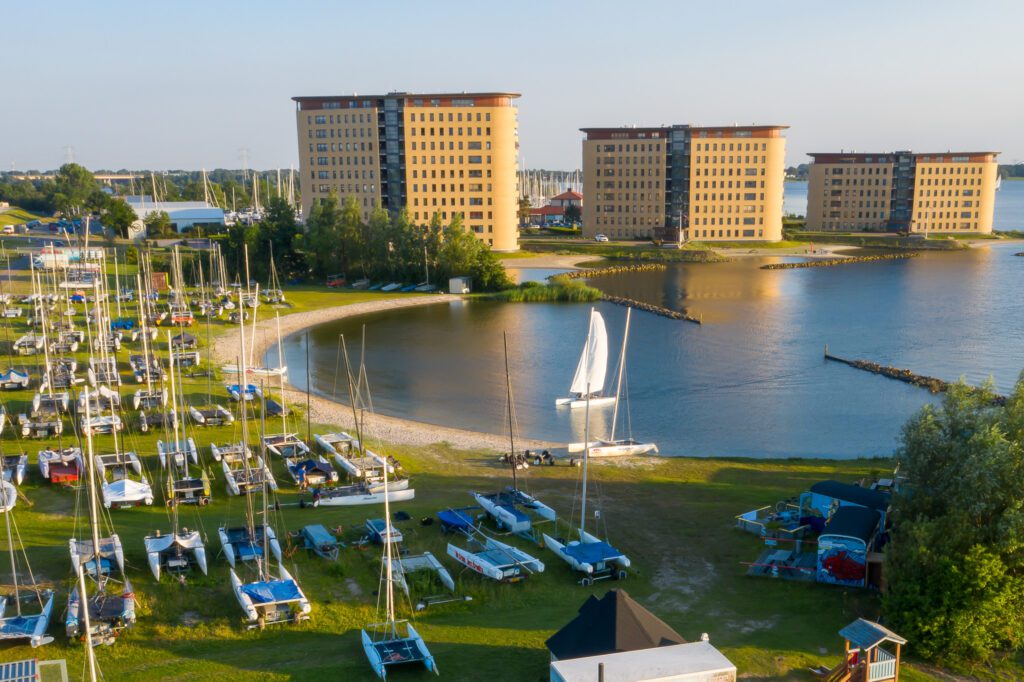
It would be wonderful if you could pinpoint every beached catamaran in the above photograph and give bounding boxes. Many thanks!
[0,484,54,647]
[556,308,615,409]
[67,398,137,646]
[567,308,658,457]
[361,436,437,678]
[545,308,632,585]
[220,313,310,628]
[438,506,545,583]
[472,333,556,540]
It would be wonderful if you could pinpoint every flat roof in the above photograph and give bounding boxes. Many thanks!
[293,92,519,109]
[551,641,735,682]
[810,151,999,162]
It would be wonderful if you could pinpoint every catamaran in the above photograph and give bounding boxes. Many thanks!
[360,435,437,678]
[66,397,137,646]
[439,506,545,584]
[473,332,557,540]
[567,308,658,458]
[555,308,615,408]
[0,486,54,647]
[544,308,632,586]
[158,334,212,506]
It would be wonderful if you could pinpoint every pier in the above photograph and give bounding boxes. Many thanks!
[823,347,1005,404]
[761,253,919,270]
[601,294,701,324]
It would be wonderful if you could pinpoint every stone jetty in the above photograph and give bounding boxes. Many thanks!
[557,263,668,280]
[601,294,701,324]
[761,253,920,270]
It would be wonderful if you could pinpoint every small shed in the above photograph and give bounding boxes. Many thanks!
[550,640,735,682]
[449,276,471,294]
[547,589,685,662]
[816,506,881,588]
[816,619,906,682]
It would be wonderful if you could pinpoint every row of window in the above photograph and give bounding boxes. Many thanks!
[595,156,662,165]
[412,169,489,179]
[693,155,768,165]
[316,170,375,181]
[692,228,765,238]
[693,217,763,226]
[824,167,891,175]
[410,140,489,151]
[410,155,489,165]
[826,211,887,220]
[915,211,978,220]
[411,210,494,221]
[409,183,490,193]
[596,205,663,215]
[693,142,768,152]
[313,183,376,194]
[594,180,660,189]
[918,178,982,187]
[314,156,375,167]
[595,168,663,178]
[311,142,374,153]
[310,113,373,125]
[598,143,664,153]
[411,127,492,137]
[693,204,763,214]
[824,201,887,210]
[918,165,984,175]
[917,200,975,208]
[828,178,889,186]
[825,189,889,197]
[409,111,492,123]
[411,197,491,208]
[597,193,664,202]
[311,128,374,139]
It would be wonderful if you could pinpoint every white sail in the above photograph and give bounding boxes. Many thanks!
[568,310,608,396]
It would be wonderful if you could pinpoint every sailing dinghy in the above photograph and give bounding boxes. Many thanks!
[439,507,545,583]
[567,309,658,457]
[0,490,54,647]
[555,309,615,408]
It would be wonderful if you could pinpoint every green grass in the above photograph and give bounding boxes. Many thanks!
[0,275,1009,680]
[484,278,601,302]
[0,207,47,227]
[692,240,809,250]
[495,251,541,260]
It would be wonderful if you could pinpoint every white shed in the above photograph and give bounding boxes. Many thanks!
[550,641,736,682]
[449,276,471,294]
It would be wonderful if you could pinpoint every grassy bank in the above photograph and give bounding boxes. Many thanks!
[485,278,601,302]
[521,240,727,262]
[787,231,968,251]
[0,207,46,227]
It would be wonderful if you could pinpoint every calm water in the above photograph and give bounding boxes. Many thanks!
[277,243,1024,459]
[784,180,1024,230]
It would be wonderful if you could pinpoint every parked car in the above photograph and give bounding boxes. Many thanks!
[594,234,609,242]
[1,225,14,235]
[326,274,347,288]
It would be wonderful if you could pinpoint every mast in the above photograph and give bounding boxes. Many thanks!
[77,562,99,681]
[167,331,181,534]
[138,275,154,398]
[503,332,517,490]
[83,381,103,581]
[609,308,632,443]
[4,465,19,614]
[579,309,594,536]
[381,411,395,635]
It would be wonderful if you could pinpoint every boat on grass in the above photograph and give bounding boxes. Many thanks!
[438,506,544,583]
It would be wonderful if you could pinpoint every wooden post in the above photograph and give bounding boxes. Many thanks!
[894,643,901,682]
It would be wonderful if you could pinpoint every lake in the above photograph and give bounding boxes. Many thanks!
[784,180,1024,230]
[277,243,1024,459]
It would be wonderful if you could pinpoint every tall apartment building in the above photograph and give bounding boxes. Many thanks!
[806,151,999,233]
[581,125,788,242]
[293,91,521,250]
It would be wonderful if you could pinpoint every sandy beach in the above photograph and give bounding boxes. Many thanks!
[210,294,559,452]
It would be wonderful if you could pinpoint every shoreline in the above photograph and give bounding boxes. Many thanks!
[209,293,560,452]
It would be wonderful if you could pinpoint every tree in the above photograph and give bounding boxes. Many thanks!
[884,380,1024,662]
[258,196,304,281]
[51,163,96,215]
[304,194,344,278]
[518,197,532,226]
[102,198,137,238]
[144,210,173,238]
[564,203,581,225]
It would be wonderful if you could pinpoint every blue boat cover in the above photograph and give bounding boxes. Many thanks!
[240,579,301,604]
[0,370,27,381]
[0,614,43,637]
[302,524,336,547]
[236,542,263,560]
[437,508,475,530]
[564,541,622,565]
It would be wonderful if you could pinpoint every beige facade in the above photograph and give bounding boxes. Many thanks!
[293,92,520,251]
[806,151,999,233]
[910,154,998,234]
[687,127,786,241]
[580,125,787,242]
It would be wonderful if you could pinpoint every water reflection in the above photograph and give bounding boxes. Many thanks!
[282,243,1024,459]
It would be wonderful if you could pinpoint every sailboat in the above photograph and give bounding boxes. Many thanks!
[0,483,54,647]
[66,397,136,646]
[544,308,632,586]
[567,309,658,457]
[472,333,556,540]
[360,435,438,678]
[220,318,310,628]
[555,309,616,408]
[144,338,209,581]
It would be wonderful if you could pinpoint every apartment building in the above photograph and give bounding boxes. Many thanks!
[581,124,788,242]
[293,91,521,250]
[806,151,999,233]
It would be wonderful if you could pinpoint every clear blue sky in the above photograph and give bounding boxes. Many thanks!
[2,0,1021,172]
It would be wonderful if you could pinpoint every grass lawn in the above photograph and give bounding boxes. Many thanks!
[0,267,1012,680]
[0,207,47,227]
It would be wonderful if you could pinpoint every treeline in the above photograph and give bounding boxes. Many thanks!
[999,163,1024,178]
[222,194,513,292]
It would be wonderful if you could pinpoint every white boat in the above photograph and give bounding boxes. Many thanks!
[555,309,615,408]
[218,523,283,568]
[2,454,27,486]
[566,309,658,458]
[365,518,403,545]
[439,507,545,583]
[386,552,467,610]
[262,432,310,459]
[544,307,632,585]
[94,452,154,508]
[230,563,311,629]
[220,363,286,377]
[13,333,44,355]
[38,447,82,484]
[315,431,398,482]
[472,487,557,535]
[79,413,123,436]
[0,486,54,647]
[222,454,278,496]
[157,437,199,468]
[188,403,234,426]
[0,481,16,512]
[133,388,168,410]
[226,383,262,402]
[143,529,208,581]
[0,369,30,390]
[308,481,414,507]
[211,441,250,462]
[286,455,338,487]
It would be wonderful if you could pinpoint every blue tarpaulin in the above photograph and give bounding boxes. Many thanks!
[241,579,301,604]
[0,615,43,636]
[438,508,475,531]
[564,541,622,565]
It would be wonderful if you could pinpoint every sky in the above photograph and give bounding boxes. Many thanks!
[2,0,1022,172]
